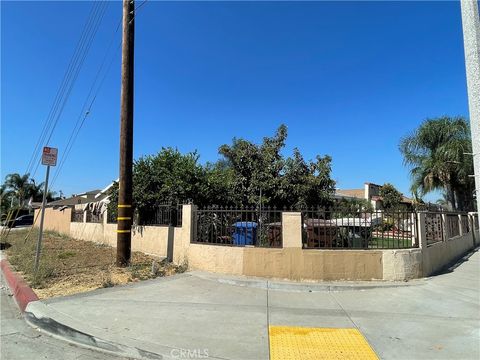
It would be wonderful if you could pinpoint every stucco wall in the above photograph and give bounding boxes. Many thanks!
[244,248,383,280]
[70,222,172,258]
[70,222,104,244]
[422,230,478,276]
[382,249,423,281]
[34,208,71,236]
[34,206,480,281]
[187,245,383,281]
[188,244,245,275]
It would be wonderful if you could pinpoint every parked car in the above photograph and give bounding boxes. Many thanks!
[6,214,34,228]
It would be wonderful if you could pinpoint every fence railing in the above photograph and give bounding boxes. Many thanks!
[301,209,417,249]
[71,210,84,223]
[425,213,444,245]
[426,211,474,246]
[86,210,103,224]
[193,207,282,247]
[139,205,183,227]
[107,211,117,224]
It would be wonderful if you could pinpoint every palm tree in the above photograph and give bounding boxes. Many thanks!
[399,116,474,211]
[4,173,31,208]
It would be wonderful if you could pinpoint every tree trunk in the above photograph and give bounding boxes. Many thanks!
[445,184,455,211]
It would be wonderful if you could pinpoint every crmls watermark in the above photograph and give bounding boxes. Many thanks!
[170,348,209,359]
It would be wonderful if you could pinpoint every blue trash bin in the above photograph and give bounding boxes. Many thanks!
[232,222,257,246]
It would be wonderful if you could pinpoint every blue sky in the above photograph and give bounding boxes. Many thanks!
[1,1,469,201]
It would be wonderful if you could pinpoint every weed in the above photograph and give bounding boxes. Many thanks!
[57,251,76,260]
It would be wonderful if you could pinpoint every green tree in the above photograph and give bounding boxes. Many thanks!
[280,149,335,208]
[218,125,287,207]
[399,116,475,211]
[4,173,31,207]
[334,197,373,217]
[379,183,403,210]
[132,148,206,221]
[219,125,335,208]
[1,185,13,217]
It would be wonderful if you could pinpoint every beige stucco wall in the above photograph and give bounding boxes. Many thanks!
[187,245,383,281]
[422,230,477,276]
[243,248,383,281]
[382,249,423,281]
[188,244,245,275]
[172,205,193,264]
[34,208,72,236]
[70,222,172,258]
[70,222,104,244]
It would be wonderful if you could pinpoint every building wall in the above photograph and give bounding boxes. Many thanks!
[34,208,72,236]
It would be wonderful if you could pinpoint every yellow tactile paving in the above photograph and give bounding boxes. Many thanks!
[269,326,379,360]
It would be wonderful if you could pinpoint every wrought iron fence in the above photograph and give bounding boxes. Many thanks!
[193,206,282,247]
[425,213,444,245]
[445,214,460,239]
[426,212,473,246]
[86,210,103,224]
[301,208,417,249]
[107,211,117,224]
[139,204,183,227]
[71,210,84,223]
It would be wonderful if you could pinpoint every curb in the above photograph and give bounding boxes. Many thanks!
[190,271,424,292]
[25,303,163,360]
[0,259,39,312]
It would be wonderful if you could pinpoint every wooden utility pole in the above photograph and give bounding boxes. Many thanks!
[117,0,135,266]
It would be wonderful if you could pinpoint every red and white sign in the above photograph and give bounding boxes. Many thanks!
[42,147,58,166]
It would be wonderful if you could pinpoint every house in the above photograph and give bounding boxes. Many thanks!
[47,189,105,208]
[335,182,413,210]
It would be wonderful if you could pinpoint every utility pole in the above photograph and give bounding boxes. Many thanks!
[460,0,480,228]
[34,165,50,273]
[117,0,135,266]
[35,146,57,273]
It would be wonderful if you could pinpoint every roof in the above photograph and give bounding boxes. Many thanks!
[371,195,414,204]
[74,189,102,197]
[335,189,365,199]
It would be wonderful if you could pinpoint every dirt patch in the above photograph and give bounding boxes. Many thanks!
[4,229,186,299]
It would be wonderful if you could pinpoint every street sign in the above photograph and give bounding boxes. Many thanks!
[42,146,58,166]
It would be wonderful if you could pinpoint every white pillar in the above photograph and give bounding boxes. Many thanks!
[461,0,480,228]
[281,212,303,248]
[417,212,427,249]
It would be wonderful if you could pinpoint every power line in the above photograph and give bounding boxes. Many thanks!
[25,2,102,176]
[32,1,109,178]
[51,1,151,190]
[28,1,109,179]
[51,41,121,188]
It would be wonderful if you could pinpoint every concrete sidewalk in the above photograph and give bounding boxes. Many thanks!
[25,249,480,360]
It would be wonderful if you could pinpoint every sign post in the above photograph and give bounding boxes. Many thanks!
[34,147,57,274]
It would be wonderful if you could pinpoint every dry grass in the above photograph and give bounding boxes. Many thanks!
[4,229,186,299]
